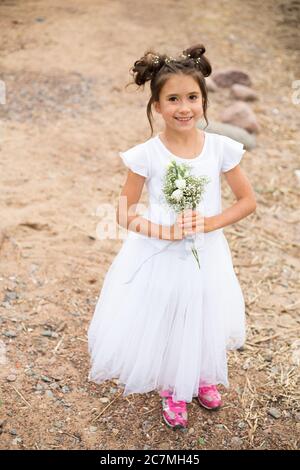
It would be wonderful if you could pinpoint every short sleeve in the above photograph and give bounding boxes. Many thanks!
[221,135,246,173]
[119,143,150,179]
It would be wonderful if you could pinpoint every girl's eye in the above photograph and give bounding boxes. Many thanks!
[168,95,198,101]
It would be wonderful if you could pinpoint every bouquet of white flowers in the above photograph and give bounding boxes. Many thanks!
[162,160,210,269]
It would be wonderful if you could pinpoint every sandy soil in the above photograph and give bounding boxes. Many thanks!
[0,0,299,450]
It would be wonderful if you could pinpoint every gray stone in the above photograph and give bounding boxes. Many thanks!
[197,119,256,150]
[267,407,281,419]
[3,331,17,338]
[6,374,17,382]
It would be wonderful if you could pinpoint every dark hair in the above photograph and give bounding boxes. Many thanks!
[126,43,212,137]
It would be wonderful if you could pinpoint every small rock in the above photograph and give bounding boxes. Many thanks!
[207,419,213,425]
[3,331,17,338]
[267,407,281,419]
[3,291,18,302]
[12,437,22,445]
[45,390,54,399]
[238,421,246,429]
[294,170,300,185]
[197,119,256,151]
[89,426,98,433]
[112,428,119,435]
[10,429,18,436]
[41,330,58,338]
[54,421,64,428]
[262,350,273,362]
[61,386,70,394]
[158,442,170,450]
[6,374,17,382]
[293,411,300,422]
[231,436,243,448]
[41,375,52,383]
[99,397,110,404]
[50,383,59,390]
[41,330,53,338]
[188,427,195,435]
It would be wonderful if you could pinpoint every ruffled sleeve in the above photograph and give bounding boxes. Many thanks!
[119,142,150,179]
[221,135,246,173]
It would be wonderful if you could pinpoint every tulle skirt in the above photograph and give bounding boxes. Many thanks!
[87,229,245,403]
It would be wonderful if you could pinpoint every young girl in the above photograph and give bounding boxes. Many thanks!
[88,43,256,430]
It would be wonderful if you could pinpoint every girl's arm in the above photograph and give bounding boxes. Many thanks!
[205,165,257,232]
[116,170,183,241]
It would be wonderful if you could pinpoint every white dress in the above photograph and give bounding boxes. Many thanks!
[88,131,246,403]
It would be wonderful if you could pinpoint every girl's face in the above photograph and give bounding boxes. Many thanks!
[154,74,203,132]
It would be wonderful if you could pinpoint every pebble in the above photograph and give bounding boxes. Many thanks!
[294,412,300,422]
[267,407,281,419]
[158,442,170,450]
[41,375,52,383]
[262,349,273,362]
[99,397,110,404]
[89,426,98,433]
[231,437,243,448]
[50,382,59,390]
[6,374,17,382]
[12,437,22,445]
[41,330,58,338]
[238,421,246,429]
[45,390,54,399]
[3,331,17,338]
[61,386,70,394]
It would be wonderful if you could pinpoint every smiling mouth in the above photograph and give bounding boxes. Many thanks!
[175,117,193,121]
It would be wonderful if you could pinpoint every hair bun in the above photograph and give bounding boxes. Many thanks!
[130,50,163,86]
[182,43,211,77]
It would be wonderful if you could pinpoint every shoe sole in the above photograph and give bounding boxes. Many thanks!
[162,412,187,430]
[198,398,221,410]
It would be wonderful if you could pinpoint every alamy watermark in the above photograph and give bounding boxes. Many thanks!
[292,80,300,105]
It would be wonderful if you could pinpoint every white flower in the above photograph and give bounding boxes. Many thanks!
[171,189,183,201]
[175,178,186,189]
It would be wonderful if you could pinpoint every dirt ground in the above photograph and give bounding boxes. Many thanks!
[0,0,299,451]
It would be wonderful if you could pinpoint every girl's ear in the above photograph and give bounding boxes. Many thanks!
[154,101,161,114]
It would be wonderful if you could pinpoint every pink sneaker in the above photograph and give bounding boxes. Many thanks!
[160,390,188,429]
[198,384,222,410]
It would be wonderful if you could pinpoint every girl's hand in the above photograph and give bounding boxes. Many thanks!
[177,209,204,236]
